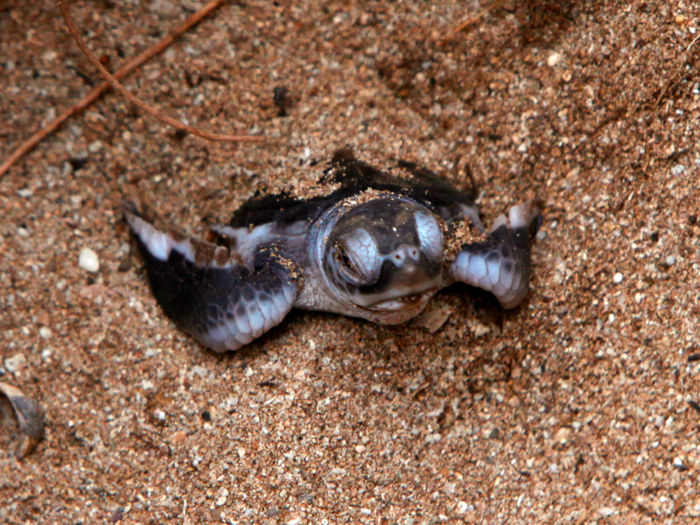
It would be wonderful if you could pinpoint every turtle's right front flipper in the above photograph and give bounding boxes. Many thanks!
[124,205,299,352]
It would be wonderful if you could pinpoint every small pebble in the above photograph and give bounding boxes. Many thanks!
[598,507,615,518]
[665,255,676,266]
[39,327,52,339]
[671,164,685,176]
[5,354,27,374]
[554,427,571,444]
[215,488,229,507]
[547,52,562,66]
[456,501,472,514]
[613,272,623,284]
[191,365,208,378]
[79,247,100,273]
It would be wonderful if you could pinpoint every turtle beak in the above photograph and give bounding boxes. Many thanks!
[395,288,438,309]
[364,285,439,312]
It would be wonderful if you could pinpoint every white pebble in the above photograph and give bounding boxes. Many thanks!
[5,353,27,374]
[598,507,615,518]
[79,247,100,273]
[191,365,208,378]
[547,52,562,66]
[673,457,684,468]
[215,488,229,507]
[671,164,685,176]
[39,327,52,339]
[456,501,473,513]
[666,255,676,266]
[536,230,547,241]
[613,272,623,284]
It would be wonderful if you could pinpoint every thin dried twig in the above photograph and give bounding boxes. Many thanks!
[58,0,263,142]
[438,0,506,46]
[0,0,261,179]
[654,33,700,108]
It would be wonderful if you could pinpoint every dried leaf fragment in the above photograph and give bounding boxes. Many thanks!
[410,304,453,333]
[0,381,45,459]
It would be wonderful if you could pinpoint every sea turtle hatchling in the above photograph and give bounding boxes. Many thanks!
[124,150,541,352]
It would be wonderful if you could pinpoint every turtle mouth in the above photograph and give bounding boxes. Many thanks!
[365,287,438,312]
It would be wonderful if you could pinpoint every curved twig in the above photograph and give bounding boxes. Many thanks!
[0,0,262,179]
[58,0,263,143]
[438,0,506,46]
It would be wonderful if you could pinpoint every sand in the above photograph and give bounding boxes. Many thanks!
[1,0,700,523]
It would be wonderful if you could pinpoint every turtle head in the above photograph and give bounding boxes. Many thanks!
[322,196,444,315]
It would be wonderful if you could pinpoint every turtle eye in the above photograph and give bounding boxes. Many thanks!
[334,243,365,285]
[331,228,381,286]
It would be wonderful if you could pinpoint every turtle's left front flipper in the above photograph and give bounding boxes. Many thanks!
[449,202,541,309]
[124,205,299,352]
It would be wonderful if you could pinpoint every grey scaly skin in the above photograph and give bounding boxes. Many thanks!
[124,150,541,352]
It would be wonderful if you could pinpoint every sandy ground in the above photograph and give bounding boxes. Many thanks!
[2,0,700,523]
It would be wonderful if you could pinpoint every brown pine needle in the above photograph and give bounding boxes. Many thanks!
[654,33,700,108]
[0,0,260,179]
[57,0,264,143]
[438,0,506,46]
